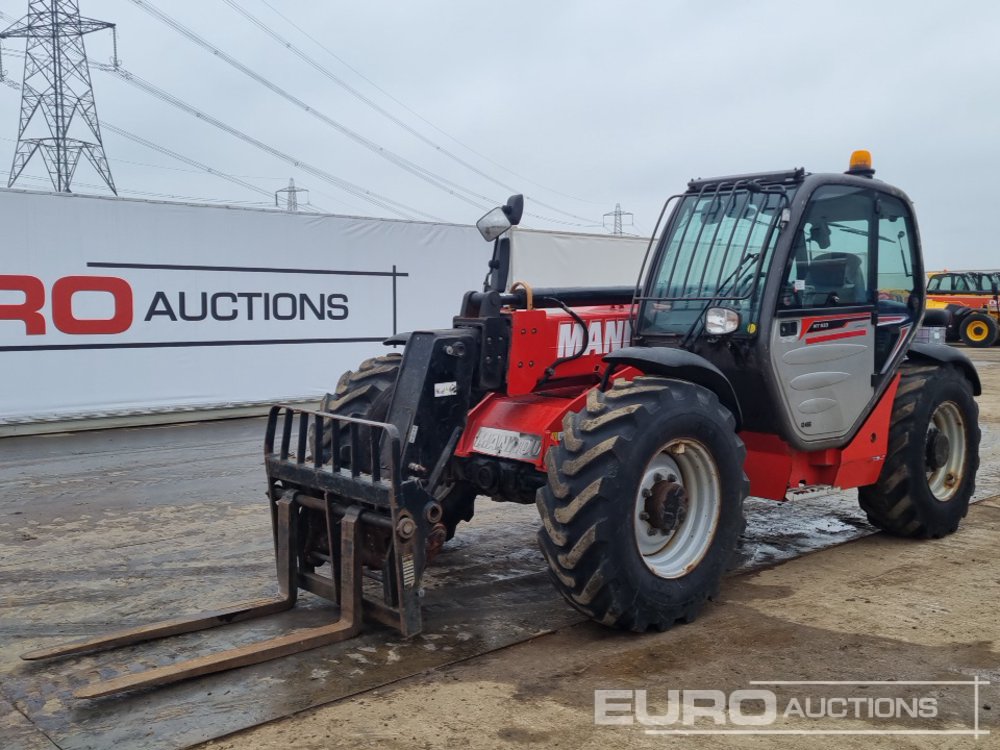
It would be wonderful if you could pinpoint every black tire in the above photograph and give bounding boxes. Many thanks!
[858,363,980,538]
[958,312,998,348]
[315,353,402,466]
[536,376,748,632]
[318,353,476,540]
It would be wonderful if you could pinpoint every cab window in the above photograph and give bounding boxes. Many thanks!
[937,274,971,292]
[779,185,873,309]
[875,194,917,306]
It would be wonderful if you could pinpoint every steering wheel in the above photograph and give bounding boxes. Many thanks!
[781,283,817,308]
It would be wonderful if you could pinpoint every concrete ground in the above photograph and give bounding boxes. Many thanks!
[205,500,1000,750]
[200,348,1000,750]
[2,348,998,749]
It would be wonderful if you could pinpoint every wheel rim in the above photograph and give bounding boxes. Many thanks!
[633,439,721,578]
[967,321,988,342]
[926,401,966,501]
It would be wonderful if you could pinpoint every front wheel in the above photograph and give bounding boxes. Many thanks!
[536,377,748,632]
[858,363,980,538]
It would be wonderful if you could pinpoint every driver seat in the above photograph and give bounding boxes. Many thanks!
[805,252,866,304]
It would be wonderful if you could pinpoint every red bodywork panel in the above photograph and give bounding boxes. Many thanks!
[505,306,633,396]
[454,390,583,468]
[455,303,637,467]
[457,302,901,501]
[741,374,901,499]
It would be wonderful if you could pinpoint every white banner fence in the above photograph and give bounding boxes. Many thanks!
[0,190,648,432]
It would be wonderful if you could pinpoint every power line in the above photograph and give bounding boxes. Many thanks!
[0,168,279,206]
[254,0,607,208]
[110,156,231,176]
[222,0,604,223]
[0,125,342,191]
[301,184,377,216]
[101,122,329,210]
[131,1,598,227]
[0,44,335,214]
[0,5,604,227]
[0,101,329,212]
[129,0,494,215]
[0,37,396,217]
[96,64,442,221]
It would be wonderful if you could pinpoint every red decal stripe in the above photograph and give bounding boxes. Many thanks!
[798,312,871,339]
[805,328,868,345]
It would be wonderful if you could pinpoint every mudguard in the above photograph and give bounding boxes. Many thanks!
[906,343,982,395]
[604,346,743,429]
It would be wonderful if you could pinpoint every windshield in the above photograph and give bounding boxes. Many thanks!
[639,186,793,336]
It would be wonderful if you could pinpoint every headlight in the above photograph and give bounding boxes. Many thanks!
[705,307,740,335]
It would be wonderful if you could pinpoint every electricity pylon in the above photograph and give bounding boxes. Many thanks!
[1,0,117,194]
[276,178,308,212]
[603,203,633,235]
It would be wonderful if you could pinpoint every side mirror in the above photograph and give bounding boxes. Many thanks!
[502,194,524,226]
[476,207,511,242]
[476,194,524,242]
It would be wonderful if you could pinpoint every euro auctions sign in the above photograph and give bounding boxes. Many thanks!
[2,273,135,336]
[1,266,368,345]
[0,190,486,425]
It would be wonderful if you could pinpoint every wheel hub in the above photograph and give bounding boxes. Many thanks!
[925,401,967,502]
[633,444,721,579]
[644,479,688,536]
[925,427,950,472]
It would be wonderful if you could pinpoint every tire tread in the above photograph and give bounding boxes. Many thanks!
[537,378,749,632]
[858,362,980,538]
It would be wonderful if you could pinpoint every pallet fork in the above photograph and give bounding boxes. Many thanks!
[22,407,433,699]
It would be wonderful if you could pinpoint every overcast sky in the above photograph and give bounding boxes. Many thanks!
[0,1,998,270]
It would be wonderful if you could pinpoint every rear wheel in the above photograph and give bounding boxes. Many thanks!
[858,363,980,538]
[536,377,748,631]
[318,353,476,540]
[958,312,998,348]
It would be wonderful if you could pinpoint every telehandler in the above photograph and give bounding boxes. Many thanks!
[25,151,980,698]
[926,270,1000,347]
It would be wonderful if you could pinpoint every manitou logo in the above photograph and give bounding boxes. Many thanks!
[0,274,133,335]
[557,318,632,358]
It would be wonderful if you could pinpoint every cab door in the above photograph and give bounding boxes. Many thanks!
[872,192,921,377]
[770,185,877,444]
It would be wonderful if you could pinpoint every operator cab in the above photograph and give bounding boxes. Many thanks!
[928,271,1000,295]
[637,151,924,450]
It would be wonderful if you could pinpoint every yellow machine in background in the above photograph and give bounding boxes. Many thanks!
[926,270,1000,347]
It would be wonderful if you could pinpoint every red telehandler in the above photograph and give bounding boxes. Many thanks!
[25,151,981,698]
